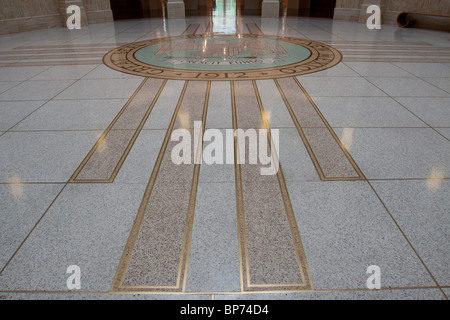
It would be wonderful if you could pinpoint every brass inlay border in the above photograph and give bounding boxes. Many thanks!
[111,81,211,293]
[182,23,201,36]
[69,78,167,183]
[245,23,263,35]
[102,34,342,81]
[274,77,365,181]
[231,81,313,292]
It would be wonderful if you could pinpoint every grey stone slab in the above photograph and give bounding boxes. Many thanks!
[0,292,212,300]
[370,180,450,286]
[395,97,450,128]
[0,80,76,101]
[296,77,386,97]
[114,129,166,184]
[54,78,144,100]
[30,65,98,81]
[10,99,127,131]
[366,77,449,97]
[0,184,63,269]
[215,288,445,300]
[256,80,296,129]
[423,78,450,94]
[185,183,240,293]
[0,82,21,94]
[314,97,426,128]
[344,62,414,77]
[0,66,51,82]
[334,128,450,179]
[0,131,102,182]
[205,81,233,129]
[0,183,147,292]
[435,128,450,140]
[287,181,435,290]
[392,63,450,78]
[278,128,321,182]
[143,80,185,130]
[0,100,46,131]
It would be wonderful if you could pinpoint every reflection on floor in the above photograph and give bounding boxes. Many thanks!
[0,13,449,300]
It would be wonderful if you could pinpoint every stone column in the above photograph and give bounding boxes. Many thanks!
[59,0,88,27]
[167,0,186,18]
[262,0,280,18]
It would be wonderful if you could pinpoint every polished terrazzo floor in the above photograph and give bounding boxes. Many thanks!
[0,12,449,300]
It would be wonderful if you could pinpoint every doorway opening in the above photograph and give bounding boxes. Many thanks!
[110,0,166,20]
[281,0,337,19]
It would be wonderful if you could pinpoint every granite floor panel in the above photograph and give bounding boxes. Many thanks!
[0,13,448,301]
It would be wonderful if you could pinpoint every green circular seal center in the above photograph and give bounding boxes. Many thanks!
[133,36,312,71]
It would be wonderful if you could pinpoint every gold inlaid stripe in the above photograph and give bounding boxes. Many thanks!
[245,23,263,35]
[111,81,210,293]
[182,23,201,36]
[275,77,365,181]
[231,80,313,292]
[70,78,166,183]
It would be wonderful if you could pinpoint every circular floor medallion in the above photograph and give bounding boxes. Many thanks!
[103,34,342,81]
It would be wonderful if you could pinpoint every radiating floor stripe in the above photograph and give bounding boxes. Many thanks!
[182,23,201,36]
[70,77,166,183]
[246,23,264,35]
[232,80,313,292]
[111,81,210,292]
[275,77,364,181]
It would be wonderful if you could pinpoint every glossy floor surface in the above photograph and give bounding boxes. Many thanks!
[0,12,449,300]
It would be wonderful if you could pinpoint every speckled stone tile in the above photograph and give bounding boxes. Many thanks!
[74,129,136,181]
[255,79,296,128]
[296,77,386,97]
[370,180,450,286]
[0,183,147,292]
[366,77,449,97]
[0,183,63,269]
[0,80,76,101]
[72,78,166,182]
[0,100,46,131]
[0,82,21,94]
[313,97,426,128]
[0,131,102,183]
[215,288,446,300]
[276,77,326,128]
[334,128,449,179]
[395,97,450,128]
[0,66,51,81]
[185,183,240,292]
[302,127,360,178]
[54,78,144,100]
[114,129,166,184]
[287,181,436,290]
[10,99,127,131]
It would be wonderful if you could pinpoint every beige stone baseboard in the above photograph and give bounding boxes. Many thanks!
[0,10,113,35]
[333,8,360,21]
[86,10,114,24]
